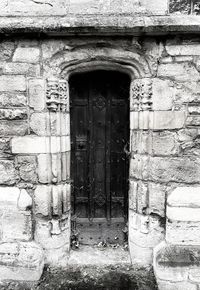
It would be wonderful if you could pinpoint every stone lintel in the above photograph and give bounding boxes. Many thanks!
[0,15,200,36]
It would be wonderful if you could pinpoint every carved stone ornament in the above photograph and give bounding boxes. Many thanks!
[131,79,153,111]
[46,79,68,112]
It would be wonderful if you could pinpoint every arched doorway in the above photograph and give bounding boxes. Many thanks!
[69,70,130,245]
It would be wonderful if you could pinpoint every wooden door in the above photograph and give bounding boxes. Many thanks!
[70,71,130,245]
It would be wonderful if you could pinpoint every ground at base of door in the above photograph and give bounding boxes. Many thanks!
[0,246,158,290]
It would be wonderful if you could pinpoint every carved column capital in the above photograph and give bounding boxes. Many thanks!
[46,79,68,112]
[131,78,153,111]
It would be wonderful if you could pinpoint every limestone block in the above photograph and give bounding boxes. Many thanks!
[157,280,197,290]
[129,180,137,211]
[3,63,40,76]
[2,210,32,241]
[62,183,71,213]
[137,181,148,214]
[131,130,152,154]
[0,41,15,62]
[52,184,63,216]
[0,242,44,282]
[130,112,139,129]
[51,153,62,183]
[148,183,166,217]
[16,155,38,183]
[148,156,200,184]
[157,63,200,82]
[0,76,26,92]
[0,137,10,155]
[187,115,200,127]
[0,187,32,241]
[0,92,26,108]
[167,187,200,224]
[153,242,200,282]
[140,0,168,15]
[129,155,149,180]
[18,189,33,211]
[0,121,27,136]
[13,47,40,63]
[169,0,191,14]
[0,160,19,185]
[168,186,200,208]
[129,211,165,248]
[166,41,200,56]
[166,220,200,245]
[34,185,51,217]
[152,79,174,111]
[34,216,70,250]
[149,111,186,130]
[28,78,46,111]
[30,112,50,136]
[61,151,70,181]
[152,131,179,156]
[37,154,51,183]
[11,135,70,154]
[0,108,27,120]
[129,240,153,265]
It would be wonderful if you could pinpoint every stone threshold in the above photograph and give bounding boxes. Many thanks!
[0,15,200,36]
[67,245,131,266]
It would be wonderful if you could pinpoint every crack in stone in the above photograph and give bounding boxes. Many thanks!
[31,0,53,7]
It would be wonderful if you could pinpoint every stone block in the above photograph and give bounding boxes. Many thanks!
[157,280,197,290]
[140,0,168,15]
[166,42,200,56]
[3,63,40,76]
[51,153,62,183]
[28,78,46,111]
[34,185,51,217]
[16,155,37,183]
[129,211,165,248]
[153,242,200,282]
[0,121,27,136]
[62,183,71,213]
[0,242,44,282]
[137,181,148,214]
[187,115,200,127]
[131,130,152,154]
[157,63,200,82]
[52,184,63,216]
[0,160,19,185]
[167,186,200,208]
[152,131,179,156]
[0,41,15,61]
[130,112,139,129]
[129,240,153,265]
[0,92,26,107]
[167,207,200,222]
[148,183,166,217]
[129,180,137,211]
[30,112,49,136]
[37,154,51,183]
[0,138,11,155]
[13,47,40,63]
[34,215,70,251]
[149,110,186,130]
[169,0,191,14]
[129,155,149,180]
[0,108,27,120]
[148,156,200,184]
[11,135,70,154]
[0,76,26,92]
[166,220,200,245]
[152,78,174,111]
[0,187,32,241]
[61,151,70,181]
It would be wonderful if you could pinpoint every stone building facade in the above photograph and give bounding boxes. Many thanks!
[1,0,200,289]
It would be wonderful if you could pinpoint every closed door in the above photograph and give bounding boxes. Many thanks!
[70,71,130,245]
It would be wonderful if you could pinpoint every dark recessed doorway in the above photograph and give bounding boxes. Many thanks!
[70,70,130,245]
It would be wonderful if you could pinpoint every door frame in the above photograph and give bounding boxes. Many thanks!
[57,52,152,251]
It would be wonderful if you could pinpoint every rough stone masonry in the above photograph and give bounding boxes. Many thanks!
[1,0,200,289]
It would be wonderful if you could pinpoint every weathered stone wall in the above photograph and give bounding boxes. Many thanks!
[0,0,168,16]
[1,35,200,283]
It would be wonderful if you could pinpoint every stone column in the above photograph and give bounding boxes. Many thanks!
[129,78,165,265]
